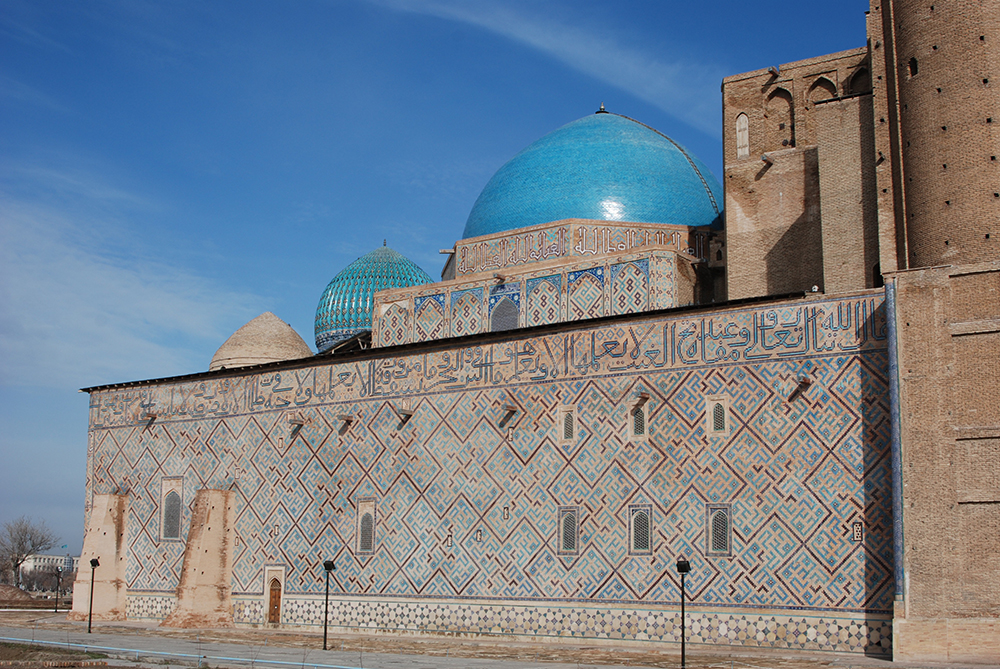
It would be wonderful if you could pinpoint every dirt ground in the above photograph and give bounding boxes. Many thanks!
[0,640,106,666]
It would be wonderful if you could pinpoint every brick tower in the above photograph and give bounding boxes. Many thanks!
[888,0,999,267]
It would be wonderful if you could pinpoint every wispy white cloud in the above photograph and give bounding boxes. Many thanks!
[0,17,73,53]
[368,0,723,136]
[0,162,264,389]
[0,75,69,113]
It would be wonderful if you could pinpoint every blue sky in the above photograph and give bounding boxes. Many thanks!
[0,0,868,554]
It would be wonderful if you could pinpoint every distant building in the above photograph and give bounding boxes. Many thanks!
[72,0,998,663]
[22,555,79,574]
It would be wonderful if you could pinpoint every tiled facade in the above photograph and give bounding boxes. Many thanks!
[88,291,891,655]
[373,248,687,347]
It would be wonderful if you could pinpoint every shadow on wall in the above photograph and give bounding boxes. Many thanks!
[763,150,823,296]
[858,96,881,288]
[860,303,894,658]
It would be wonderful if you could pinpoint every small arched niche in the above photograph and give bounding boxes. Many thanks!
[808,77,838,104]
[765,88,794,148]
[847,67,872,95]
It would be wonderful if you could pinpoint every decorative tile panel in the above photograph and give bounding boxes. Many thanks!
[87,293,891,655]
[239,596,891,656]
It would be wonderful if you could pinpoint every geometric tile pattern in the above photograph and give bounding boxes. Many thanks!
[374,250,678,347]
[88,293,891,655]
[229,596,891,655]
[610,260,649,315]
[569,269,605,320]
[450,289,483,338]
[414,295,446,341]
[526,276,561,326]
[378,302,411,347]
[126,594,176,620]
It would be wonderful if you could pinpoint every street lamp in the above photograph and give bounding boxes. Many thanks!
[54,567,62,613]
[88,558,99,634]
[676,557,691,669]
[322,560,336,650]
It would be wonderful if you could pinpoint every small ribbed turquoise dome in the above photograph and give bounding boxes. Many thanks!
[315,245,432,352]
[462,112,722,240]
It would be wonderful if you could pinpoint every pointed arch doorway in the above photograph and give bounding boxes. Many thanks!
[267,578,281,623]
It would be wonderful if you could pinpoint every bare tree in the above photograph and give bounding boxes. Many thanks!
[0,517,58,587]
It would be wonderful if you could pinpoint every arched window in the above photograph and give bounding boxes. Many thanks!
[490,297,518,332]
[848,67,871,95]
[908,57,918,77]
[808,77,837,104]
[559,508,578,553]
[560,407,576,442]
[632,406,646,437]
[631,510,650,552]
[736,113,750,159]
[359,512,374,552]
[713,402,726,432]
[162,490,181,540]
[710,508,730,553]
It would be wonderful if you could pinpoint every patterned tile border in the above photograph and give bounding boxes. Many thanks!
[232,596,891,656]
[126,594,176,620]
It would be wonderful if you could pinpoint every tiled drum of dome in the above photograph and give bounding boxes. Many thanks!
[568,268,605,320]
[610,260,649,315]
[526,276,562,327]
[450,289,484,337]
[377,303,410,347]
[84,293,892,655]
[414,295,446,342]
[488,283,521,331]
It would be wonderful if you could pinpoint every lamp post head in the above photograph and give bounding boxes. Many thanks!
[90,558,100,569]
[676,558,690,574]
[323,560,336,572]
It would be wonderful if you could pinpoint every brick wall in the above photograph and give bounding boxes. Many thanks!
[816,95,880,292]
[892,262,1000,661]
[725,146,823,298]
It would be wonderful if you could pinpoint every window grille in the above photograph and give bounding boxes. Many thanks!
[359,512,374,552]
[712,402,726,432]
[163,491,181,540]
[490,297,518,332]
[560,510,577,553]
[562,410,574,441]
[632,406,646,436]
[632,510,650,552]
[707,506,731,555]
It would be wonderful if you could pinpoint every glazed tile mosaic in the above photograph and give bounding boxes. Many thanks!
[373,249,679,347]
[230,596,889,655]
[87,292,891,655]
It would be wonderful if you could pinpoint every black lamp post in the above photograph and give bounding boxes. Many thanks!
[676,557,691,669]
[87,558,99,634]
[322,560,336,650]
[54,567,62,613]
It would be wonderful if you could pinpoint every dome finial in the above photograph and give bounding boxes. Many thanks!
[383,239,386,246]
[596,102,608,114]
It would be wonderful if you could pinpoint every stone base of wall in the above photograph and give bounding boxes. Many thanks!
[894,617,1000,664]
[233,595,890,656]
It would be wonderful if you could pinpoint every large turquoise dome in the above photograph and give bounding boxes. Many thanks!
[462,111,722,240]
[315,245,432,352]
